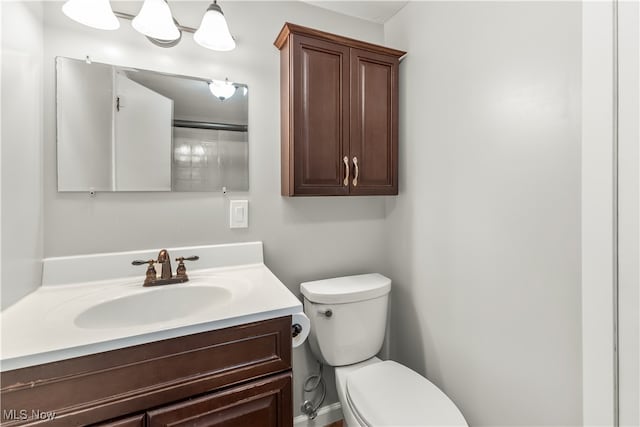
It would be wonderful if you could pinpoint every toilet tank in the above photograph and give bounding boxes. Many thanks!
[301,274,391,366]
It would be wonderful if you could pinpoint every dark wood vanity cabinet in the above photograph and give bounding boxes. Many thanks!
[0,317,293,427]
[275,23,405,196]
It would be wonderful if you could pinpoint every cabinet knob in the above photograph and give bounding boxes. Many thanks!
[343,156,349,186]
[352,157,359,187]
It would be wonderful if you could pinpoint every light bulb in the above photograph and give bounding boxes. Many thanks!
[62,0,119,30]
[208,80,237,101]
[132,0,180,41]
[194,1,236,52]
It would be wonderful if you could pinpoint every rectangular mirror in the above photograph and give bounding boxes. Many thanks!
[56,57,248,192]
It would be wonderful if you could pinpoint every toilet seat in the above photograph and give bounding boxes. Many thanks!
[346,360,467,426]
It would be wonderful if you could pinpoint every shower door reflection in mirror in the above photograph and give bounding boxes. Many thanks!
[56,57,248,192]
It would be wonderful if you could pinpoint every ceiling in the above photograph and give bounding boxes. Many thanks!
[300,1,409,24]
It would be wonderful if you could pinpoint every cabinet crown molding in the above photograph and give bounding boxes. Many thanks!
[274,22,406,58]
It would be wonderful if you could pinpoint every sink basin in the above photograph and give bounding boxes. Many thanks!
[74,286,232,329]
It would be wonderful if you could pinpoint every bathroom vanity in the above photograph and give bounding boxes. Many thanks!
[0,243,302,426]
[1,317,292,426]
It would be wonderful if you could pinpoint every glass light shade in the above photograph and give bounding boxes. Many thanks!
[209,80,237,101]
[132,0,180,41]
[194,2,236,52]
[62,0,119,30]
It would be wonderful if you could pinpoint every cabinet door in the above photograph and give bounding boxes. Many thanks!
[291,35,350,196]
[147,373,292,427]
[92,414,145,427]
[349,48,399,195]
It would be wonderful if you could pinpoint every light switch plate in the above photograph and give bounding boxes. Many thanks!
[229,200,248,228]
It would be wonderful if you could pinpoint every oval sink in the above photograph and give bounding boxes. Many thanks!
[74,286,231,329]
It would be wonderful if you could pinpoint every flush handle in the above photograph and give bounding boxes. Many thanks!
[343,156,349,186]
[318,309,333,318]
[352,157,359,187]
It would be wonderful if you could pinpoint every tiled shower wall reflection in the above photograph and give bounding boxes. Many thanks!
[172,127,249,192]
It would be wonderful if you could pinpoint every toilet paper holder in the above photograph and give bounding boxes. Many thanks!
[292,323,303,337]
[291,312,310,348]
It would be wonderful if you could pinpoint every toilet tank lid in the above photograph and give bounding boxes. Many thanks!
[300,273,391,304]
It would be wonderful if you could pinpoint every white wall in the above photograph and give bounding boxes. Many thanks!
[3,2,599,424]
[384,2,582,425]
[581,3,639,424]
[618,1,639,424]
[1,1,44,309]
[41,1,386,415]
[581,2,616,424]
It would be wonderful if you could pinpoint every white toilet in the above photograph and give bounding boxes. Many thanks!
[301,273,468,426]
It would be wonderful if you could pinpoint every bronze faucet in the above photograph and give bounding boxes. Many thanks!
[132,249,199,287]
[157,249,172,280]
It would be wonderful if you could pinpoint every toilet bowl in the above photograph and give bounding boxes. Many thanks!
[301,274,468,427]
[336,357,467,426]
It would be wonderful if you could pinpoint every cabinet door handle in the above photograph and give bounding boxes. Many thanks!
[343,156,349,186]
[352,157,359,187]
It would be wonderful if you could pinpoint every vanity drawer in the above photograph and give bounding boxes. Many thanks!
[0,316,292,426]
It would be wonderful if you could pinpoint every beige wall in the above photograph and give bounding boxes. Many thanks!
[384,2,582,425]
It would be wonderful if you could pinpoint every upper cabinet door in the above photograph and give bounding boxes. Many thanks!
[349,49,399,195]
[291,35,350,196]
[275,23,405,197]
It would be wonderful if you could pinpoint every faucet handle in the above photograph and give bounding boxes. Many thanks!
[132,259,157,286]
[132,259,156,266]
[176,256,200,262]
[175,256,199,278]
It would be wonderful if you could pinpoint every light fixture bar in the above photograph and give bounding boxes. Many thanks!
[112,11,196,34]
[63,4,236,51]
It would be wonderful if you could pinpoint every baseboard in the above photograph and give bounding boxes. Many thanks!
[293,402,343,427]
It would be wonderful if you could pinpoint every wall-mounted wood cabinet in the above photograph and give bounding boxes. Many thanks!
[275,23,406,196]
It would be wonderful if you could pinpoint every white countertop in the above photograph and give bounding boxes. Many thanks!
[0,243,303,372]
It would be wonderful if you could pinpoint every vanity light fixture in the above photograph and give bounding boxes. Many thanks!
[62,0,120,31]
[131,0,180,42]
[61,0,236,51]
[208,78,237,101]
[193,1,236,52]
